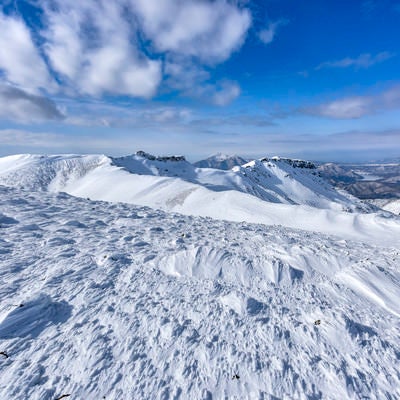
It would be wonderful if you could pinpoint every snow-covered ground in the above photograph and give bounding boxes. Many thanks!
[1,153,400,399]
[0,185,399,399]
[367,198,400,215]
[383,199,400,215]
[1,153,398,247]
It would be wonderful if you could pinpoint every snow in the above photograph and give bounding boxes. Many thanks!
[382,199,400,215]
[368,198,400,215]
[0,185,399,399]
[1,153,396,247]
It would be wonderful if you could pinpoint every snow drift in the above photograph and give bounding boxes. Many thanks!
[0,186,399,399]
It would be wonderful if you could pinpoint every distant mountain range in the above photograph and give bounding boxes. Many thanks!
[194,153,400,202]
[0,152,371,212]
[317,161,400,200]
[1,151,394,241]
[193,153,248,170]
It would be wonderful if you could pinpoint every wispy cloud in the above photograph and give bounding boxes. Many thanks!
[64,104,193,128]
[258,19,288,45]
[303,96,373,119]
[301,85,400,119]
[316,51,395,70]
[0,129,70,147]
[198,81,241,106]
[164,60,240,105]
[0,129,135,154]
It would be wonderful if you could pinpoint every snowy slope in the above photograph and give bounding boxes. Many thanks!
[382,199,400,214]
[0,154,108,191]
[232,157,371,211]
[0,153,398,246]
[367,199,400,215]
[0,185,399,399]
[0,153,367,211]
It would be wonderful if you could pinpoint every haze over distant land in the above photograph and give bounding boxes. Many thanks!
[0,1,399,160]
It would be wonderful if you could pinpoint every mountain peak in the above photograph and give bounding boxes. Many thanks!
[193,153,247,170]
[260,156,317,169]
[135,151,186,162]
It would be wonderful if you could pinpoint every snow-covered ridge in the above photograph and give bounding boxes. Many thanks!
[233,156,371,212]
[259,156,317,169]
[0,153,398,246]
[134,150,186,162]
[0,154,109,191]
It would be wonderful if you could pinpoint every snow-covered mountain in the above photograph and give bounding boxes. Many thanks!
[232,157,372,211]
[0,152,369,212]
[0,152,396,245]
[0,185,399,399]
[193,152,248,170]
[1,154,400,399]
[318,161,400,200]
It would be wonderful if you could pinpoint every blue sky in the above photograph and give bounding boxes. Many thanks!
[0,0,399,162]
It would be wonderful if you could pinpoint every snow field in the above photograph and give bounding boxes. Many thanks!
[0,186,399,399]
[0,154,398,247]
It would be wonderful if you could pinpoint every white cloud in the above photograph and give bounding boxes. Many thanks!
[180,79,241,106]
[302,85,400,119]
[307,97,373,119]
[164,59,211,91]
[42,1,162,98]
[258,20,287,45]
[0,0,251,108]
[317,52,394,70]
[0,13,53,92]
[212,81,241,106]
[164,59,240,105]
[0,85,64,122]
[132,0,251,63]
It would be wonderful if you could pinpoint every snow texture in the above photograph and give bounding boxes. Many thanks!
[0,184,399,399]
[0,153,400,399]
[382,199,400,215]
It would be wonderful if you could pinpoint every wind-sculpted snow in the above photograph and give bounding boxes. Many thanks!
[0,154,108,191]
[0,154,396,247]
[0,186,399,399]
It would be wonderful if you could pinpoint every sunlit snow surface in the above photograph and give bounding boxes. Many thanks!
[1,154,399,247]
[0,185,399,399]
